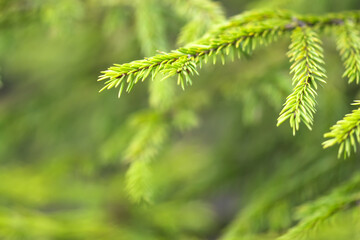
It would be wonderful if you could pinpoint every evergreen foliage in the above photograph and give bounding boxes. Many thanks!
[99,9,360,155]
[323,101,360,158]
[99,3,360,239]
[2,0,360,239]
[277,27,326,134]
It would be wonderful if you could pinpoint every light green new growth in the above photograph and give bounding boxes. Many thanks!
[98,18,290,94]
[99,10,360,157]
[323,101,360,158]
[278,173,360,240]
[337,20,360,84]
[98,11,360,97]
[277,27,326,135]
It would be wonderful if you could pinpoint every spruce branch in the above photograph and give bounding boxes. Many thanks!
[277,27,326,135]
[99,10,360,149]
[336,20,360,84]
[98,10,360,98]
[98,19,291,95]
[323,101,360,158]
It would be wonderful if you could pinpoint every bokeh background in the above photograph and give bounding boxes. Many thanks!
[1,0,360,239]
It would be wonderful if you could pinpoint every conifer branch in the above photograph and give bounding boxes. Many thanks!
[99,10,360,150]
[336,20,360,84]
[98,10,360,98]
[323,101,360,158]
[277,27,326,135]
[98,19,291,95]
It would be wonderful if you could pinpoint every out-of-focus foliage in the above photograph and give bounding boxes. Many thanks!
[1,0,360,239]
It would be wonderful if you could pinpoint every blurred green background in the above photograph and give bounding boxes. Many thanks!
[1,0,360,239]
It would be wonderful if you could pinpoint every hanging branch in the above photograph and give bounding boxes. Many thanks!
[277,26,326,135]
